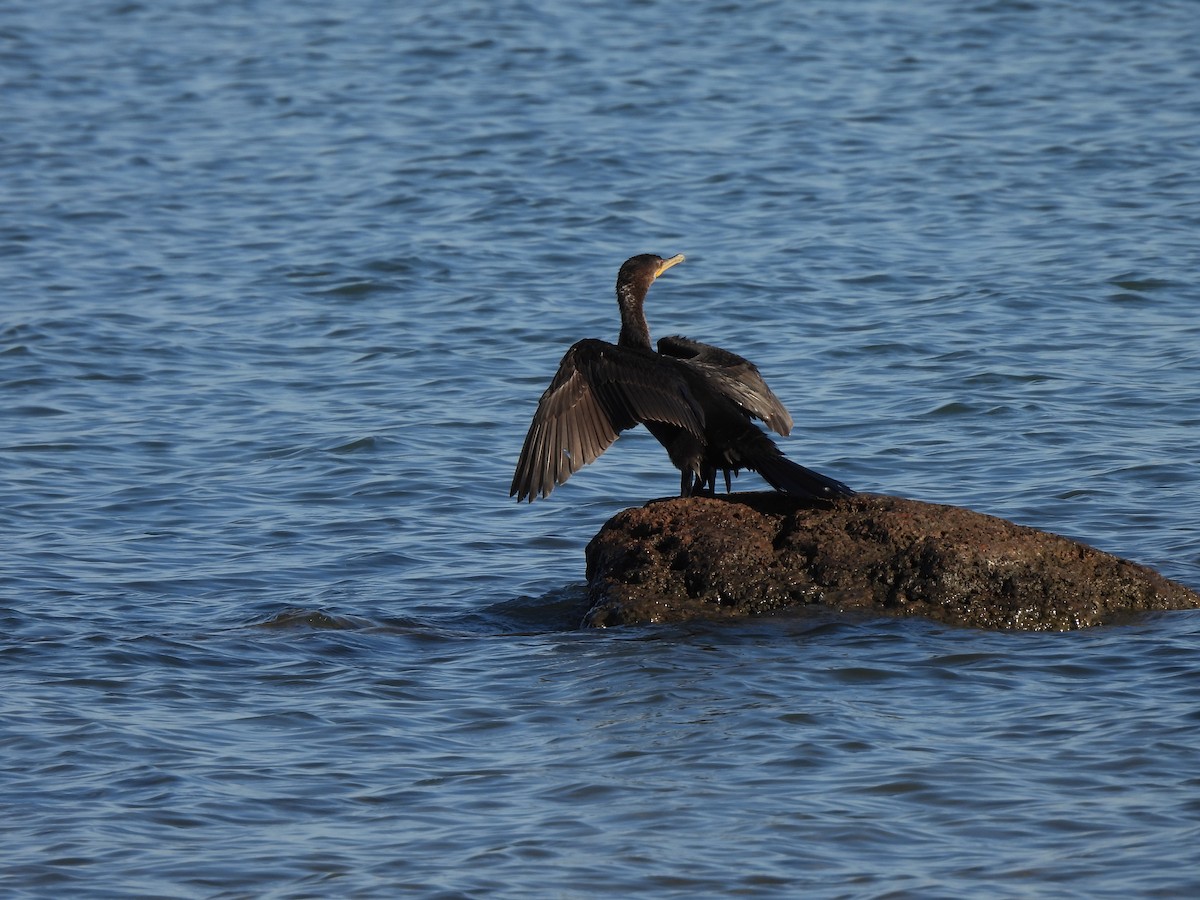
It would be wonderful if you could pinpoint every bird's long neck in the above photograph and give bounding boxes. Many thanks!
[616,281,652,350]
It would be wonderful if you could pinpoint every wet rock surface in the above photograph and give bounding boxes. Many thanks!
[583,493,1200,630]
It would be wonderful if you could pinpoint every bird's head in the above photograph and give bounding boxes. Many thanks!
[616,253,685,307]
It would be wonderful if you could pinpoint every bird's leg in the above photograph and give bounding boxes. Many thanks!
[723,468,732,494]
[679,469,692,497]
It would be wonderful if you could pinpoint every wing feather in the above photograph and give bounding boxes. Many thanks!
[510,339,706,501]
[657,334,793,435]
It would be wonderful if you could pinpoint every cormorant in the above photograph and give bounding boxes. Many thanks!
[510,253,854,503]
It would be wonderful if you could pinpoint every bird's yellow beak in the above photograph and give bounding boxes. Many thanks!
[655,254,685,278]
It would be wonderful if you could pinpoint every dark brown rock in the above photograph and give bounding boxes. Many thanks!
[583,492,1200,630]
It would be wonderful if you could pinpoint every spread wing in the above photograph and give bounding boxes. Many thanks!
[657,334,793,435]
[510,339,706,502]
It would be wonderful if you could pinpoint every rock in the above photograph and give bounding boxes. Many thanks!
[583,492,1200,630]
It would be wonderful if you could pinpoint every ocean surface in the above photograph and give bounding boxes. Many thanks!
[3,0,1200,896]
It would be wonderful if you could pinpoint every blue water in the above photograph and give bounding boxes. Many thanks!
[4,0,1200,896]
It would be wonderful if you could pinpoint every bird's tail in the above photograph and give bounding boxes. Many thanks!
[745,434,855,501]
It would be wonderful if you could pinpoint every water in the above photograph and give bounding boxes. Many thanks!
[3,0,1199,895]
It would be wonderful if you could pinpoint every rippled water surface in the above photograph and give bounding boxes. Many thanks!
[4,0,1200,896]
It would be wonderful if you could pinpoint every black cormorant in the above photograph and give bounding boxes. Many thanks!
[510,253,854,503]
